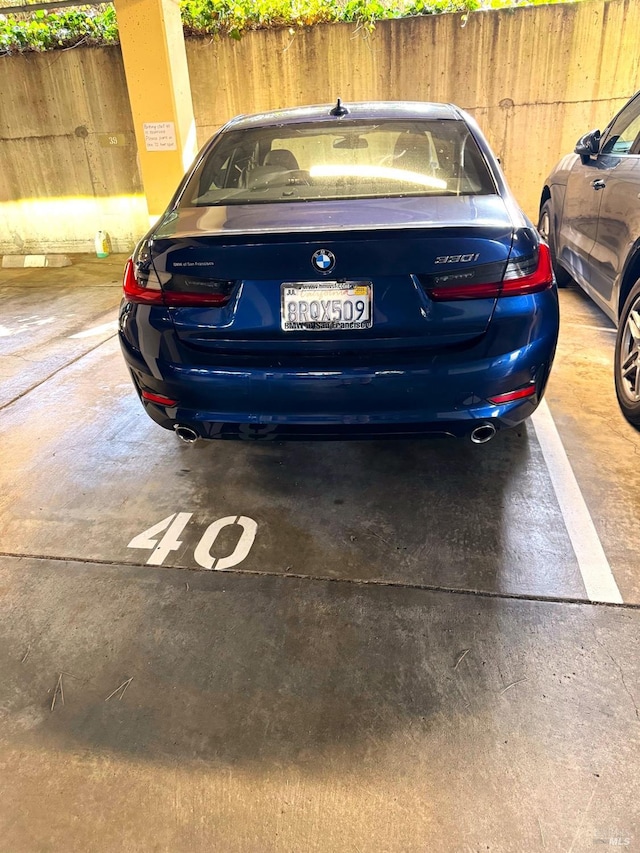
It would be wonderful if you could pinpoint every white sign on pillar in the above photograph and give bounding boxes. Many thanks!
[143,122,178,152]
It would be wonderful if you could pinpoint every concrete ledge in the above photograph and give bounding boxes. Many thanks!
[2,254,72,268]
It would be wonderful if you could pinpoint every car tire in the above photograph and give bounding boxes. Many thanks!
[615,278,640,428]
[538,200,571,287]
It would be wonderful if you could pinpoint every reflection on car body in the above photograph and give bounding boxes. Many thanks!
[540,89,640,428]
[119,100,559,443]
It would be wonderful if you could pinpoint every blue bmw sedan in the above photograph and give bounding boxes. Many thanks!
[119,101,559,443]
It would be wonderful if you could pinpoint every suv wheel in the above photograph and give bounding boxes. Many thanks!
[615,278,640,428]
[538,200,571,287]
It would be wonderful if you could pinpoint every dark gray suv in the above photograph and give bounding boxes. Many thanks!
[539,91,640,428]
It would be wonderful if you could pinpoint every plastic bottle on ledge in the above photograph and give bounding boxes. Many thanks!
[94,231,111,259]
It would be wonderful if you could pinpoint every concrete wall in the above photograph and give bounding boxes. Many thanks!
[2,0,640,253]
[0,47,148,254]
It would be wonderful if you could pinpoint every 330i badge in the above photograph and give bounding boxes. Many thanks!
[119,100,559,443]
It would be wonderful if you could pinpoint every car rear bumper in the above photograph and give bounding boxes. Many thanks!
[119,293,558,440]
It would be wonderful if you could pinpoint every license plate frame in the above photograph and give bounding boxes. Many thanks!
[280,281,373,332]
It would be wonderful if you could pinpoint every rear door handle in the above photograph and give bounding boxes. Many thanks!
[592,179,606,190]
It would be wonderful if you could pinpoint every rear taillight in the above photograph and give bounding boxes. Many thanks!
[123,258,163,304]
[162,278,236,307]
[424,243,554,301]
[501,243,553,296]
[123,258,235,307]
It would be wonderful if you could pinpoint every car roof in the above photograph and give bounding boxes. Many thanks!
[224,101,461,131]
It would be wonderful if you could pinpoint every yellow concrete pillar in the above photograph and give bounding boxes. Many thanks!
[114,0,197,220]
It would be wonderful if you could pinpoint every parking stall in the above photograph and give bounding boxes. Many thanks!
[1,257,639,851]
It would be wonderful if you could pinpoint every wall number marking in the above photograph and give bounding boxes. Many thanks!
[128,513,258,570]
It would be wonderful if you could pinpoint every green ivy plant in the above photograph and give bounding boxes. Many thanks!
[0,0,581,54]
[0,5,118,52]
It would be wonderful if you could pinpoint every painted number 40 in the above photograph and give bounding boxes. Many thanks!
[128,513,257,569]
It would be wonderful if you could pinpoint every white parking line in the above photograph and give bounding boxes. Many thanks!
[565,323,616,333]
[531,399,623,603]
[69,321,118,339]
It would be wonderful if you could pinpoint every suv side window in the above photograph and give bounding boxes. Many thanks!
[601,97,640,155]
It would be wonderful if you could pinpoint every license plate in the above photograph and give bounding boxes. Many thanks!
[281,282,373,331]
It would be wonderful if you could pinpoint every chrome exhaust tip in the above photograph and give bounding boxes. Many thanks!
[174,424,199,444]
[470,423,497,444]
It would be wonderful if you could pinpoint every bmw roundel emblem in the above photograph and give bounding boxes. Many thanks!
[312,249,336,273]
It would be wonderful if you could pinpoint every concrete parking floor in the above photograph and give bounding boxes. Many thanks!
[0,256,639,852]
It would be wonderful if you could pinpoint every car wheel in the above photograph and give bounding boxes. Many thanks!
[614,278,640,428]
[538,200,571,287]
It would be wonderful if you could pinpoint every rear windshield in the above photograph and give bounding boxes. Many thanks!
[181,119,496,207]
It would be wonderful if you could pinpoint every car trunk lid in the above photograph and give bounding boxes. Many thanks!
[149,195,514,354]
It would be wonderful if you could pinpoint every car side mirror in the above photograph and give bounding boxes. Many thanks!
[575,129,601,162]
